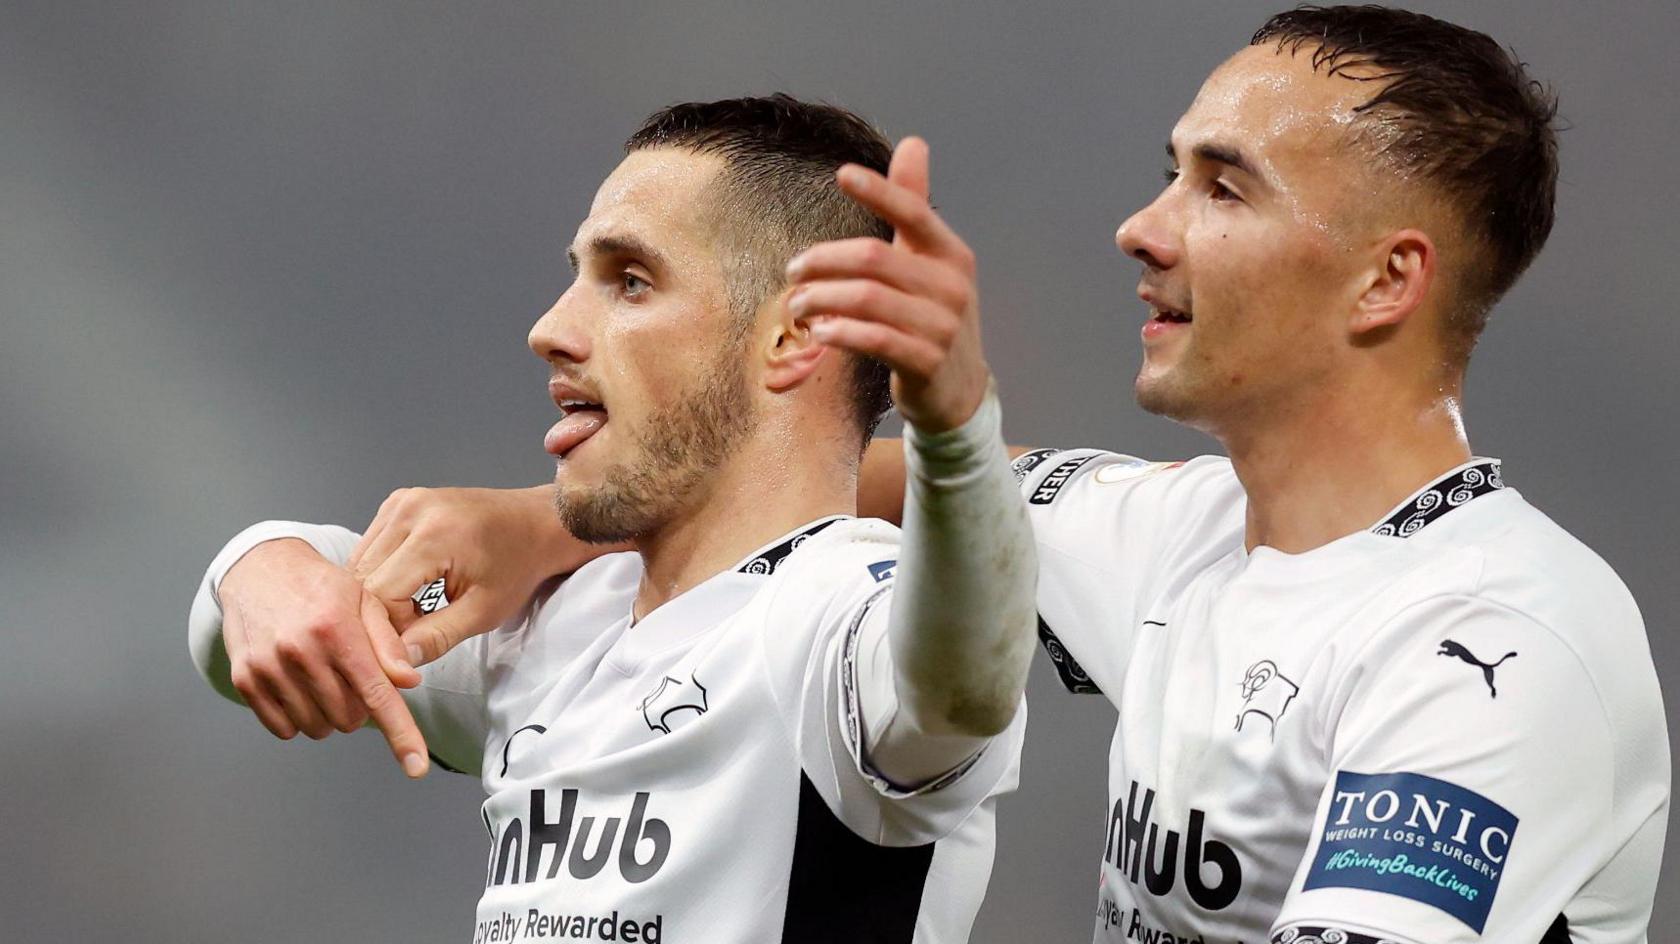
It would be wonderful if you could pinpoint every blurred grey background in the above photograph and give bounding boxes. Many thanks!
[3,1,1676,940]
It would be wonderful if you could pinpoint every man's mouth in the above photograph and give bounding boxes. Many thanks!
[545,395,609,458]
[1150,305,1192,324]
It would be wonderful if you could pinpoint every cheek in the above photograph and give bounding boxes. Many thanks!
[598,305,717,406]
[1188,221,1338,333]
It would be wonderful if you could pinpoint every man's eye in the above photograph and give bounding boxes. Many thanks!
[621,272,651,296]
[1210,180,1240,203]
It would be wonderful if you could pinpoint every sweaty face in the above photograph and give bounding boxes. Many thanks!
[1117,44,1391,431]
[529,148,759,543]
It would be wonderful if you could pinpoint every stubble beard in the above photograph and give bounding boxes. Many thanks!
[554,348,758,544]
[1134,359,1198,423]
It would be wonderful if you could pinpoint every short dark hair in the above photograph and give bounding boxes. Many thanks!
[626,94,895,445]
[1251,5,1559,360]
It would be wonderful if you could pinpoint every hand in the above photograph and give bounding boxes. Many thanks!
[785,137,990,433]
[348,485,611,667]
[219,538,429,777]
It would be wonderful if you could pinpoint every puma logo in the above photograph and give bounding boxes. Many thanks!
[1438,640,1517,698]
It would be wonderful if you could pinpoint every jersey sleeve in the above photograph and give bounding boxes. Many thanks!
[759,524,1025,848]
[1012,450,1243,696]
[1270,594,1617,943]
[186,519,490,776]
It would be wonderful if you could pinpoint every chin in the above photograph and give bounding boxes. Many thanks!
[1134,371,1200,423]
[556,485,654,545]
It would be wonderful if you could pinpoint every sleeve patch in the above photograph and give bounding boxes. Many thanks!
[1036,619,1102,694]
[838,586,983,798]
[1010,448,1060,483]
[1028,455,1097,505]
[1304,770,1518,933]
[1092,458,1184,485]
[867,559,897,583]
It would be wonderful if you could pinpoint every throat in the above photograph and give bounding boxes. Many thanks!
[627,454,856,620]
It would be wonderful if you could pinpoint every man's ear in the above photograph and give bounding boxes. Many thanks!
[1351,228,1436,338]
[763,292,830,392]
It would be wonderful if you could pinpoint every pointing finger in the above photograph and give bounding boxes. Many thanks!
[887,136,931,204]
[349,597,428,777]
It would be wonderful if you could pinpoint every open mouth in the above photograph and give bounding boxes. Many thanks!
[1150,306,1192,324]
[545,398,609,458]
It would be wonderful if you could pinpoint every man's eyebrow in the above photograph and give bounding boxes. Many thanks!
[1166,140,1262,180]
[570,234,668,273]
[1203,143,1261,179]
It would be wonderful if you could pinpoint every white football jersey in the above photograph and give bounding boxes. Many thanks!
[1011,450,1669,944]
[190,516,1026,944]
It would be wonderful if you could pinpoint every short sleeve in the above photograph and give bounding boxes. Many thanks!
[1013,451,1244,696]
[1271,595,1615,943]
[759,524,1025,848]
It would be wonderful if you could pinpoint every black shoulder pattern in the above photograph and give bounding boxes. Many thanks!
[1037,618,1102,695]
[1372,459,1503,538]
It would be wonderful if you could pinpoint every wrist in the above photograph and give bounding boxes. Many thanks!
[904,379,1004,486]
[219,537,318,603]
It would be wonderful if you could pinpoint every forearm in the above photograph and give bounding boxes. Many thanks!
[888,387,1037,738]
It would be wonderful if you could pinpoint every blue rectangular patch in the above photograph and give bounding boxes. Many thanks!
[867,560,897,583]
[1304,771,1517,932]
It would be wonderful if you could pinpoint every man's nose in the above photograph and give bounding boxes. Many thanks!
[528,284,590,364]
[1115,195,1181,271]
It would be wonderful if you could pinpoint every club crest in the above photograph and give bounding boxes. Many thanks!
[640,674,709,734]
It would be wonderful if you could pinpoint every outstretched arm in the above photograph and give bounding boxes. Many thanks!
[787,137,1037,781]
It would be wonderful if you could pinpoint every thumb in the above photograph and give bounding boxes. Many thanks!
[360,593,422,690]
[400,589,499,667]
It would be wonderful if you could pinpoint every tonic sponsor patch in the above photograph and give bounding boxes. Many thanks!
[1305,770,1517,932]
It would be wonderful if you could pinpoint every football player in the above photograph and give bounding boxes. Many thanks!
[188,96,1038,943]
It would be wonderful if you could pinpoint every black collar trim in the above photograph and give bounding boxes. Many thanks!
[736,518,845,575]
[1372,459,1504,539]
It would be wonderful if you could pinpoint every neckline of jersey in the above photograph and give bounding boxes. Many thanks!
[1239,457,1505,573]
[733,515,852,575]
[607,515,855,668]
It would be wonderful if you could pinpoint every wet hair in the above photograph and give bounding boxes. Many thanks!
[626,94,895,445]
[1252,5,1560,362]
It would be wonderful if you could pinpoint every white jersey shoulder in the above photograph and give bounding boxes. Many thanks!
[1009,454,1666,944]
[1011,449,1245,696]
